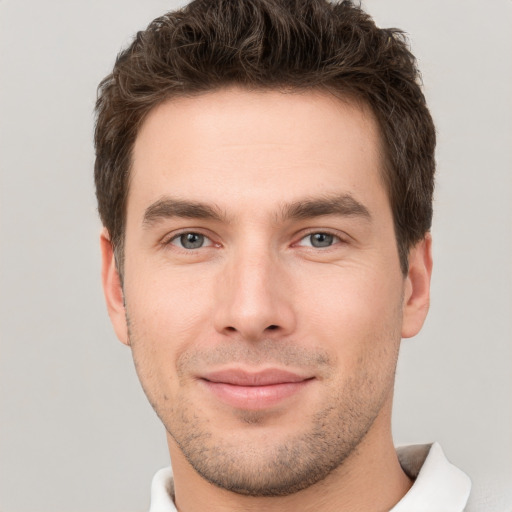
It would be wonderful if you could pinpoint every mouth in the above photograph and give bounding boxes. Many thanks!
[199,368,315,410]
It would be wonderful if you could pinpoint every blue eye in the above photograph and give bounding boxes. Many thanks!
[171,232,212,249]
[299,232,339,248]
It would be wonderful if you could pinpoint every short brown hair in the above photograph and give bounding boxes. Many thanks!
[94,0,435,274]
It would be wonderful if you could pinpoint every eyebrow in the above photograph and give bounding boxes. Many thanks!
[143,197,226,227]
[142,193,371,228]
[281,194,371,222]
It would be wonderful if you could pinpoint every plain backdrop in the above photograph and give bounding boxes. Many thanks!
[1,1,511,511]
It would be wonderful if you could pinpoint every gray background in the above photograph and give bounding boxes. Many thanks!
[1,1,511,511]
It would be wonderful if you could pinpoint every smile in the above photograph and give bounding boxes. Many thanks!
[199,368,315,410]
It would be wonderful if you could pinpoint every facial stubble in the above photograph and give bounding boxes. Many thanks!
[127,317,401,498]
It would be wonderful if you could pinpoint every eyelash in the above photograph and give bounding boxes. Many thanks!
[295,230,346,249]
[162,229,347,252]
[163,230,217,251]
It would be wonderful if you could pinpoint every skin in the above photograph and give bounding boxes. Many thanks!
[101,88,432,511]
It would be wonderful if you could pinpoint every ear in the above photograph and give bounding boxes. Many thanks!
[100,228,130,346]
[401,233,433,338]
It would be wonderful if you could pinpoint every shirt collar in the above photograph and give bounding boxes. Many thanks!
[149,466,176,512]
[149,443,471,512]
[391,442,471,511]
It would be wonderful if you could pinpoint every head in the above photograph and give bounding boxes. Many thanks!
[96,0,434,500]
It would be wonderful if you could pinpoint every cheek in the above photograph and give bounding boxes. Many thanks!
[124,269,216,395]
[296,264,404,360]
[127,262,215,333]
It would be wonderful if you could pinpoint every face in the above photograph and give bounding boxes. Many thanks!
[102,88,431,496]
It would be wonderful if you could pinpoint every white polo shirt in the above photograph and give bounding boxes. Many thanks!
[148,443,472,512]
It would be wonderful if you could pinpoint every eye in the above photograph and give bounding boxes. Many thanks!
[298,232,341,248]
[169,232,213,250]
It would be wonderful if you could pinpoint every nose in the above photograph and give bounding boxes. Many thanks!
[213,247,296,342]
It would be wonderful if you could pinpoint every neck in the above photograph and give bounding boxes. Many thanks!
[167,405,412,512]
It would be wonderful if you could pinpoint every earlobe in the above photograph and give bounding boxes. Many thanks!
[100,228,130,346]
[401,234,433,339]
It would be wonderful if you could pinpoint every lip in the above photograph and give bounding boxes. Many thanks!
[199,368,314,410]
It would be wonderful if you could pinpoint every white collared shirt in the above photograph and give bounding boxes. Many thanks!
[148,443,472,512]
[391,443,471,511]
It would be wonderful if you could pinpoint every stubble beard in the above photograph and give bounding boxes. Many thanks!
[128,326,399,498]
[166,376,388,497]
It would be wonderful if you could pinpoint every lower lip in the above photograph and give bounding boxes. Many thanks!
[201,380,311,410]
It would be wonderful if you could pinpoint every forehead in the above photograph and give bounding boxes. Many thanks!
[129,87,387,217]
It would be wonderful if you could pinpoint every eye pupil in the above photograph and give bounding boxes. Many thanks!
[311,233,334,247]
[180,233,204,249]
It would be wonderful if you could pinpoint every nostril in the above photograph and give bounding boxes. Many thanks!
[266,325,279,330]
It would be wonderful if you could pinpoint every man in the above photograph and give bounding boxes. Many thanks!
[94,0,472,510]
